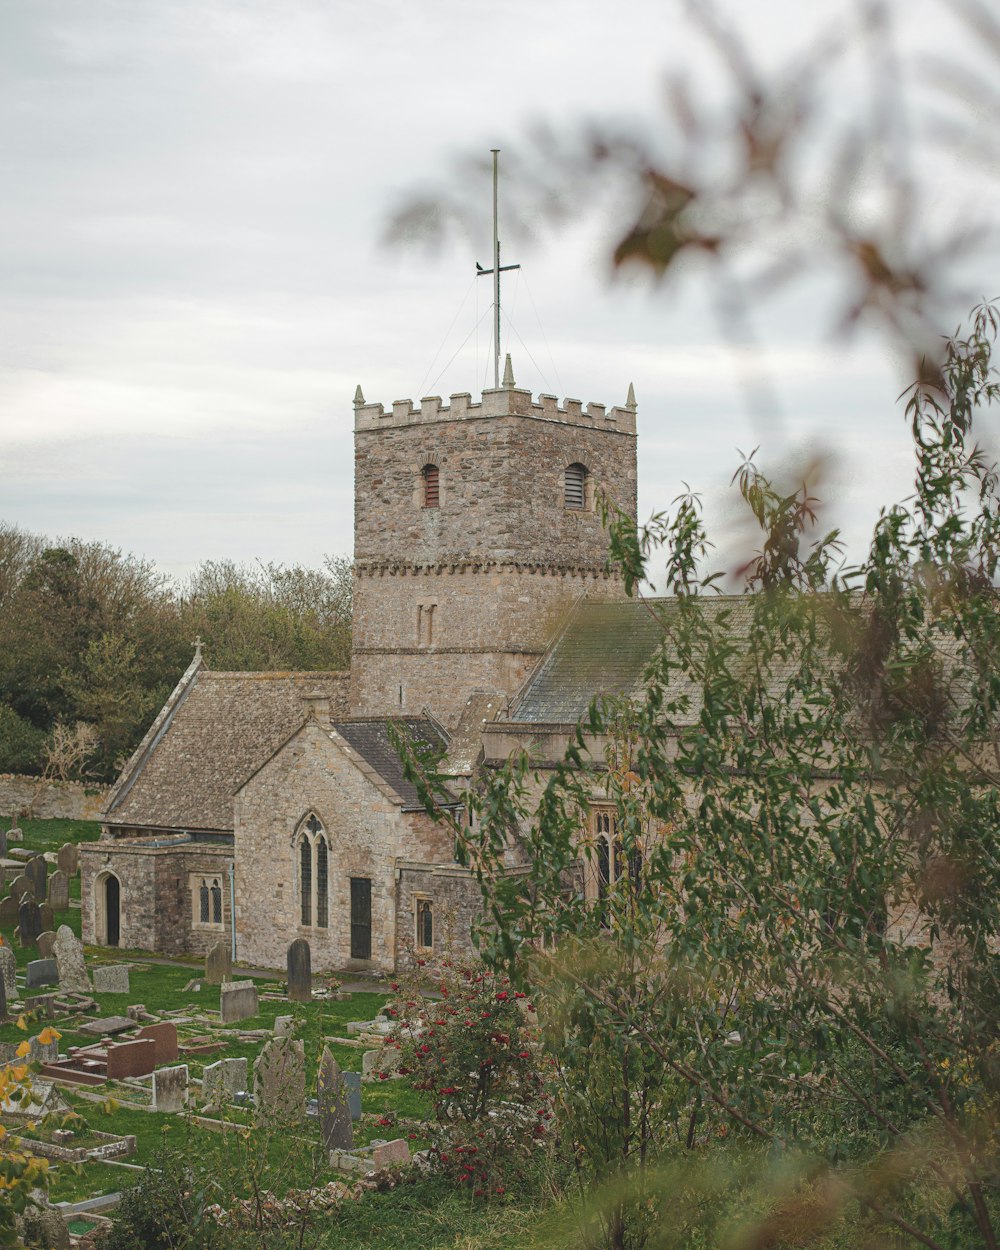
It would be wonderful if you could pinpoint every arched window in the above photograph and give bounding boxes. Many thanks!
[416,898,433,950]
[565,463,587,510]
[199,880,210,924]
[297,814,329,930]
[300,837,312,927]
[210,879,223,925]
[422,464,440,508]
[316,836,329,929]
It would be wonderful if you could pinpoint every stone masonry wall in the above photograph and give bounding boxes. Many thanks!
[395,864,483,968]
[0,775,109,822]
[234,721,455,973]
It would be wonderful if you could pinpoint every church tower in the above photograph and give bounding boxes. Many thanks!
[349,360,638,727]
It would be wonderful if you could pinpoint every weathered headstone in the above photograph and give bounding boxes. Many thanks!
[153,1064,189,1111]
[24,856,47,900]
[53,924,90,992]
[0,945,16,1002]
[205,940,232,985]
[219,979,258,1023]
[56,842,79,876]
[18,894,41,947]
[38,903,54,933]
[362,1046,404,1082]
[286,938,312,1003]
[93,964,130,994]
[0,970,7,1023]
[252,1037,305,1121]
[0,828,6,858]
[202,1056,248,1107]
[342,1069,362,1120]
[47,870,69,912]
[372,1138,410,1169]
[136,1022,178,1064]
[25,959,59,989]
[9,874,31,901]
[36,931,56,959]
[0,896,16,926]
[106,1039,156,1079]
[318,1046,353,1151]
[274,1014,294,1036]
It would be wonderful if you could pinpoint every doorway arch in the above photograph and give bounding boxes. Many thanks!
[95,872,121,947]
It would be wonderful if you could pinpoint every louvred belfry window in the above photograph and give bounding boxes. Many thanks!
[565,463,587,510]
[422,464,440,508]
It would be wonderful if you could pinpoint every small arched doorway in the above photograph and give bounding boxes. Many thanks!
[96,872,121,947]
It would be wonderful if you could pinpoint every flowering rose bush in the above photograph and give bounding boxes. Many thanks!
[383,960,552,1197]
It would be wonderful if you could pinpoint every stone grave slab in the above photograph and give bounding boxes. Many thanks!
[78,1015,135,1038]
[57,842,79,876]
[136,1022,178,1064]
[18,895,41,946]
[106,1039,156,1079]
[318,1046,353,1151]
[36,930,56,958]
[153,1064,189,1111]
[219,979,258,1024]
[25,958,59,989]
[93,964,130,994]
[47,870,69,911]
[202,1056,248,1107]
[286,938,311,1002]
[372,1138,410,1169]
[53,924,90,992]
[253,1037,305,1121]
[24,855,47,899]
[205,939,232,985]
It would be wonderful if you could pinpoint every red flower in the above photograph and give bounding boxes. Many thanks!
[390,982,399,991]
[496,991,508,1001]
[518,1051,531,1059]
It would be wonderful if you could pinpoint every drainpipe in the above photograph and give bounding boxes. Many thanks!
[228,860,237,964]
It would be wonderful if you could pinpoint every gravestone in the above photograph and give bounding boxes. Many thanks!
[47,870,69,912]
[24,856,47,900]
[342,1069,362,1120]
[286,938,312,1003]
[252,1037,305,1121]
[19,1206,69,1250]
[0,971,6,1023]
[56,842,79,876]
[53,924,90,992]
[153,1064,189,1111]
[0,896,16,927]
[202,1056,248,1107]
[6,814,21,843]
[136,1022,178,1064]
[106,1039,156,1079]
[36,931,56,959]
[0,866,5,893]
[9,874,31,901]
[317,1046,353,1151]
[372,1138,410,1169]
[219,979,258,1023]
[25,959,58,989]
[205,940,232,985]
[94,965,130,994]
[274,1015,294,1036]
[0,945,16,1001]
[0,827,6,858]
[39,903,54,933]
[78,1015,133,1037]
[362,1046,404,1082]
[18,895,41,947]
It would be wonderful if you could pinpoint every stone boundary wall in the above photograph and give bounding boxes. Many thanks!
[0,774,109,822]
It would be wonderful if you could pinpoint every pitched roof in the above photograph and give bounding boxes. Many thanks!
[330,718,452,810]
[104,668,350,832]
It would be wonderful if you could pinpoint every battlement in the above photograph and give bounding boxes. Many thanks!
[353,371,637,436]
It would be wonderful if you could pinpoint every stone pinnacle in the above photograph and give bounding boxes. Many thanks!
[502,354,515,389]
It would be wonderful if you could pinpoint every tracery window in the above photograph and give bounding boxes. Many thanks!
[297,813,329,930]
[192,875,224,929]
[591,809,642,929]
[199,880,210,925]
[211,879,223,925]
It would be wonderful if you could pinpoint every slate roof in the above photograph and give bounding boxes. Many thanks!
[104,665,351,832]
[511,597,756,724]
[330,718,452,810]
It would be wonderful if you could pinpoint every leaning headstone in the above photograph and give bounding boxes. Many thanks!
[24,856,47,900]
[342,1069,362,1120]
[219,979,258,1024]
[47,870,69,912]
[318,1047,353,1151]
[372,1139,410,1169]
[136,1022,178,1064]
[202,1056,248,1107]
[252,1037,305,1121]
[18,895,41,947]
[286,938,312,1003]
[53,924,90,992]
[153,1064,189,1112]
[56,842,79,876]
[205,940,232,985]
[0,945,16,1001]
[36,931,56,958]
[38,904,54,933]
[93,964,130,994]
[0,896,16,926]
[9,874,31,901]
[25,959,59,989]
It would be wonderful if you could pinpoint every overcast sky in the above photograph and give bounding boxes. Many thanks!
[2,0,998,585]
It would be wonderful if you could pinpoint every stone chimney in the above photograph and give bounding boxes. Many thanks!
[302,689,331,723]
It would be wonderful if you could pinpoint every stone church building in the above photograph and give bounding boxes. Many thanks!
[80,362,650,972]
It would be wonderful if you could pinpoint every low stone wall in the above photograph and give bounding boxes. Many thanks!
[0,774,109,822]
[12,1130,136,1163]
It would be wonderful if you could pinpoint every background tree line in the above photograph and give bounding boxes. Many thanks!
[0,524,352,782]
